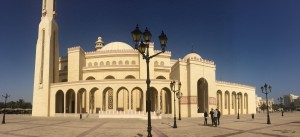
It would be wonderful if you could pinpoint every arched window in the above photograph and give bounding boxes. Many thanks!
[94,62,98,66]
[160,61,164,66]
[125,60,129,65]
[119,61,123,65]
[112,61,117,65]
[156,76,166,79]
[88,62,92,67]
[106,61,110,66]
[125,75,136,79]
[86,76,95,80]
[105,75,115,79]
[154,61,159,66]
[100,61,104,66]
[131,61,136,65]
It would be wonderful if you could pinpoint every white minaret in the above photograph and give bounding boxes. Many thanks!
[32,0,59,116]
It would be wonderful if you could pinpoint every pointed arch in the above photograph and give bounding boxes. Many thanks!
[55,90,64,113]
[103,87,113,111]
[77,88,87,113]
[232,91,237,114]
[197,78,208,113]
[225,91,230,115]
[117,87,129,111]
[89,87,99,114]
[160,87,172,114]
[131,87,143,111]
[244,93,248,114]
[150,87,159,112]
[66,89,75,113]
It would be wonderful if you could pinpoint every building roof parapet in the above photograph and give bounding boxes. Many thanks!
[179,57,215,65]
[68,46,85,52]
[216,80,255,89]
[85,49,137,55]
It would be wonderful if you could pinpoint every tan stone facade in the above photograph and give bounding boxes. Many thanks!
[32,0,256,118]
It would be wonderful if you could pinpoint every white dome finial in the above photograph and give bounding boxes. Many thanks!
[95,36,104,51]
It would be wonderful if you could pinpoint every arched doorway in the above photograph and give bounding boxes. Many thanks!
[55,90,64,113]
[77,88,87,113]
[89,87,99,114]
[117,87,129,111]
[217,90,223,113]
[160,88,172,114]
[232,92,236,114]
[66,89,75,113]
[149,87,158,112]
[244,93,248,114]
[197,78,208,113]
[103,87,113,111]
[238,92,243,114]
[225,91,230,115]
[131,87,143,111]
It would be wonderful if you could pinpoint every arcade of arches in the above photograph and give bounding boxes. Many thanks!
[55,86,173,114]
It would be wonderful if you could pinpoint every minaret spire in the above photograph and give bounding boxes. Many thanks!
[42,0,57,18]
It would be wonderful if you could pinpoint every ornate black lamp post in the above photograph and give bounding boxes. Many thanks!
[278,97,283,116]
[2,93,10,124]
[170,81,181,128]
[237,93,240,119]
[131,25,167,137]
[261,83,271,124]
[176,82,182,120]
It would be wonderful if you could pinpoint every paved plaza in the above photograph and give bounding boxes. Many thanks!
[0,112,299,137]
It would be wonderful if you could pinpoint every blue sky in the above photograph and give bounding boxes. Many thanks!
[0,0,299,103]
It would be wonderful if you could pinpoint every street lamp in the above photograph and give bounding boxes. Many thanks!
[131,25,167,137]
[2,93,10,124]
[261,83,271,124]
[176,82,182,120]
[278,97,283,116]
[237,93,240,119]
[170,81,181,128]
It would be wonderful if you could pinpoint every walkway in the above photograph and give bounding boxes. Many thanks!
[0,112,299,137]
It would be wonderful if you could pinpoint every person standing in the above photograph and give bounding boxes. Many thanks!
[204,111,208,125]
[213,109,218,127]
[209,108,214,126]
[217,109,221,125]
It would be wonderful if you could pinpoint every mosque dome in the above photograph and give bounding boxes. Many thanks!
[101,42,133,51]
[183,52,202,60]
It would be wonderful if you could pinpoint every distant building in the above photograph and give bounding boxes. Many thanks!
[256,95,274,112]
[283,94,299,106]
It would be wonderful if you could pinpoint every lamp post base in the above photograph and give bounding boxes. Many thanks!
[267,115,271,124]
[2,115,5,124]
[173,116,177,128]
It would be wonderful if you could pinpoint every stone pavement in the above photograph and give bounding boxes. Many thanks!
[0,112,299,137]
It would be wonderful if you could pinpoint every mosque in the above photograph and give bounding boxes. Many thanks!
[32,0,256,118]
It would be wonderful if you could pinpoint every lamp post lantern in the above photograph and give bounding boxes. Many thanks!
[176,82,182,120]
[278,97,283,116]
[237,93,240,119]
[131,25,167,137]
[261,83,271,124]
[2,93,10,124]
